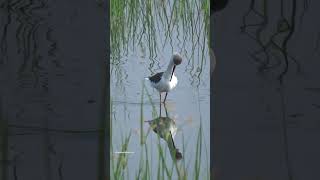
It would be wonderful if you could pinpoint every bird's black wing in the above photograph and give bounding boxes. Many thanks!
[148,72,164,83]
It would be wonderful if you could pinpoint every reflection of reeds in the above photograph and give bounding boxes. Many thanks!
[111,0,210,88]
[241,1,298,180]
[111,97,132,179]
[241,0,299,78]
[0,1,58,89]
[110,83,209,179]
[110,0,210,178]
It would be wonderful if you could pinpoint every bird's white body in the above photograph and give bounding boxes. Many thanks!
[148,73,178,92]
[145,52,182,103]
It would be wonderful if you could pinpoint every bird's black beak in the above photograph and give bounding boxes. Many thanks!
[170,65,176,81]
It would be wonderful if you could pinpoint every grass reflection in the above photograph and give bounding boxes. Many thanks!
[110,83,209,180]
[111,0,209,88]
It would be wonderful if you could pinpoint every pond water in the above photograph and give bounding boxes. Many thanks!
[110,0,210,179]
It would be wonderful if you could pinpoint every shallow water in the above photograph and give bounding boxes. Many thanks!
[111,0,210,179]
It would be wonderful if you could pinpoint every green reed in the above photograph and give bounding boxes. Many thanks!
[111,0,210,88]
[110,0,210,178]
[110,83,210,180]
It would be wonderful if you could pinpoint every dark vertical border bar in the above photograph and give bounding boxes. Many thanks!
[210,0,228,179]
[98,0,109,180]
[0,96,8,180]
[0,6,10,179]
[210,1,214,179]
[0,0,110,179]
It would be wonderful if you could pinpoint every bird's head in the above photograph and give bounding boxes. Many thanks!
[172,53,182,65]
[170,53,182,81]
[175,149,183,160]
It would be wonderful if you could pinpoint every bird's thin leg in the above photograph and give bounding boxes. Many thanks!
[159,93,162,116]
[163,92,168,103]
[164,103,168,117]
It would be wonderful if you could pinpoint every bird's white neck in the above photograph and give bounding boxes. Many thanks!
[163,61,175,80]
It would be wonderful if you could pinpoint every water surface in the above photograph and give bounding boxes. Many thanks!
[111,0,210,179]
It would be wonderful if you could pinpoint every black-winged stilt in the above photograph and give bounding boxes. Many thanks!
[145,53,182,104]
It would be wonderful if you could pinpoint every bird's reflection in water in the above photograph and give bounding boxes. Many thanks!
[145,104,182,161]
